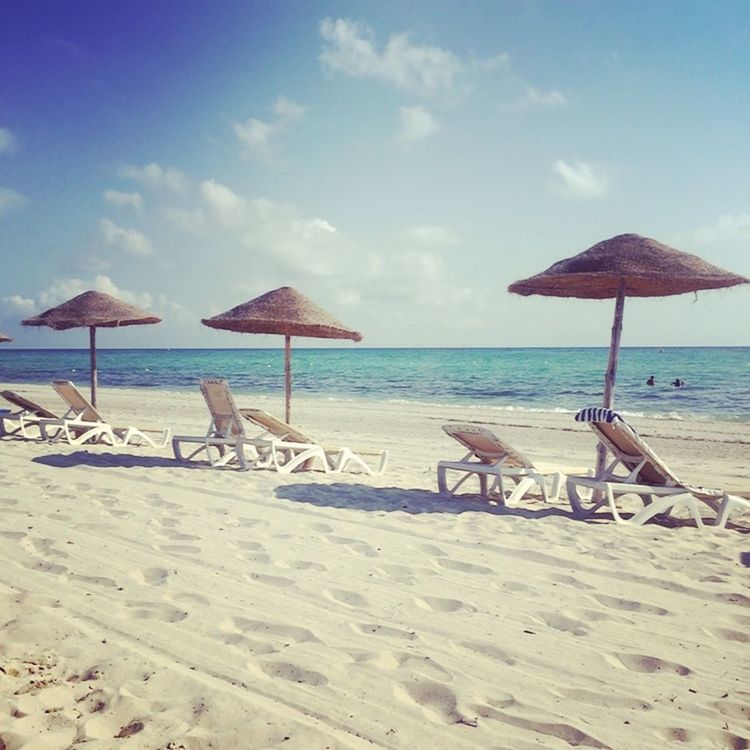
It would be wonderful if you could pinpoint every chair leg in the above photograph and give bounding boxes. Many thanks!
[713,494,750,529]
[627,493,704,528]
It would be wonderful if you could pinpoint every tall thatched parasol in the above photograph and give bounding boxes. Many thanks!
[202,286,362,423]
[509,233,749,473]
[22,290,161,407]
[0,332,12,343]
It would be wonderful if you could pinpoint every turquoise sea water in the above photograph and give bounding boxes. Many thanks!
[0,347,748,421]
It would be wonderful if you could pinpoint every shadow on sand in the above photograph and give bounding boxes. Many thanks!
[31,451,200,470]
[274,481,581,521]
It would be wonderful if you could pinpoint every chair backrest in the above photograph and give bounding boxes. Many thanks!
[1,390,58,419]
[199,379,247,438]
[52,380,102,422]
[239,407,314,445]
[574,407,682,487]
[442,423,533,469]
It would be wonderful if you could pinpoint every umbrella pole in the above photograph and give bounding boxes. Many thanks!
[284,335,292,424]
[89,326,98,408]
[596,279,626,477]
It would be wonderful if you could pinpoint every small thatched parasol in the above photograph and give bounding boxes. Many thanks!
[0,332,12,343]
[202,286,362,423]
[22,290,161,407]
[509,233,749,473]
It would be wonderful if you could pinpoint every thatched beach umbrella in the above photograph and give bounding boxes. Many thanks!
[0,332,12,343]
[202,286,362,423]
[22,290,161,407]
[509,233,748,473]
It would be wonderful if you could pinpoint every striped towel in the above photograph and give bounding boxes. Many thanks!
[575,407,623,423]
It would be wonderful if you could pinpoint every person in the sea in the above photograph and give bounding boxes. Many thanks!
[671,378,685,387]
[646,375,655,386]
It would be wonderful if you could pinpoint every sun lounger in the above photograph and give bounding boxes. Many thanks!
[567,407,749,529]
[0,390,59,438]
[173,379,388,474]
[240,407,388,475]
[38,380,171,448]
[172,378,282,470]
[437,423,564,505]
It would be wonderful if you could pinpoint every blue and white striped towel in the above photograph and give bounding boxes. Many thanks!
[574,407,624,423]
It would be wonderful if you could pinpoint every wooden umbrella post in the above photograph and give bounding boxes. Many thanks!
[284,335,292,424]
[89,326,98,408]
[596,279,626,478]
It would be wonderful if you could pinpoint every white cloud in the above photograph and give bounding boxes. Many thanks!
[201,180,248,226]
[103,189,143,212]
[273,96,305,123]
[0,186,26,216]
[0,128,18,155]
[30,275,155,311]
[320,18,464,97]
[233,96,305,162]
[1,294,36,315]
[692,214,750,245]
[516,86,566,109]
[163,206,205,233]
[551,160,610,199]
[397,106,439,144]
[118,162,187,193]
[100,218,154,257]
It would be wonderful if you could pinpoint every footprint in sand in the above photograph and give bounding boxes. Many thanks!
[395,680,466,725]
[417,543,447,557]
[326,535,378,557]
[559,686,652,711]
[548,573,594,590]
[23,559,68,575]
[229,617,319,645]
[414,596,474,613]
[22,537,68,559]
[436,558,493,575]
[157,543,201,555]
[123,601,188,623]
[461,641,516,666]
[131,567,170,586]
[704,626,750,643]
[533,611,590,636]
[606,652,691,676]
[280,559,327,572]
[68,573,119,588]
[246,572,295,588]
[235,540,265,552]
[353,622,419,641]
[323,588,368,608]
[309,522,333,533]
[593,593,669,616]
[258,660,328,686]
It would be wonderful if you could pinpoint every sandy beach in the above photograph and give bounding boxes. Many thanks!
[1,383,748,749]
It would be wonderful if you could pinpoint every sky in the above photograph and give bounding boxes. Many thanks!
[1,0,749,349]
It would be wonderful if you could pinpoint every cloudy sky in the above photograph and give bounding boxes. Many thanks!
[1,1,748,348]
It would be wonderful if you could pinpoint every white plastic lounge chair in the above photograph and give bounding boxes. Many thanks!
[567,407,749,529]
[38,380,171,448]
[0,390,59,438]
[173,380,387,474]
[437,423,564,505]
[172,378,281,470]
[240,407,388,475]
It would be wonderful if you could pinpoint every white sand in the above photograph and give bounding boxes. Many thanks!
[1,384,748,749]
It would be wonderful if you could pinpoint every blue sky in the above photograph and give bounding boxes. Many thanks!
[1,0,748,348]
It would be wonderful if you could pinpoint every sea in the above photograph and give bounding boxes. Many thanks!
[0,347,748,422]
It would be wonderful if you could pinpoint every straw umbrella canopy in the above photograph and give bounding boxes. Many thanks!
[22,290,161,407]
[0,332,12,343]
[508,233,748,473]
[202,286,362,423]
